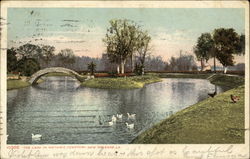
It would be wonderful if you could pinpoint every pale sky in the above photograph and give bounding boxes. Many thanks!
[7,8,245,64]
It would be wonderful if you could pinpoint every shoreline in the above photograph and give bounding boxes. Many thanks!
[7,73,244,90]
[131,74,245,144]
[7,78,44,90]
[81,75,162,89]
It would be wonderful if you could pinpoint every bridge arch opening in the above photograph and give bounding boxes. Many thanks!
[28,67,85,85]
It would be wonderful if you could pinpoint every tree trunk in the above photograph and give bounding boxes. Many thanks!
[131,54,134,72]
[117,65,120,74]
[224,66,228,74]
[121,60,125,74]
[200,59,204,71]
[213,56,216,73]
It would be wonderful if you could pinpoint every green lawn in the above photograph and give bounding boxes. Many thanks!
[7,79,31,90]
[132,85,245,144]
[81,75,162,89]
[209,74,244,88]
[7,79,44,90]
[154,72,212,79]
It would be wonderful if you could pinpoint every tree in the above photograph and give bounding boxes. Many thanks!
[87,61,96,75]
[144,55,167,71]
[58,49,76,68]
[16,57,40,76]
[166,54,197,71]
[213,28,241,73]
[103,19,139,74]
[236,34,245,55]
[7,48,17,72]
[136,30,151,75]
[40,45,55,67]
[16,43,41,60]
[194,33,214,71]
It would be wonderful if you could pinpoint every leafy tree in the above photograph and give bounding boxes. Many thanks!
[16,43,41,59]
[236,34,245,55]
[7,48,17,72]
[213,28,241,73]
[16,57,40,76]
[58,49,76,68]
[40,45,55,67]
[87,61,96,75]
[136,30,151,75]
[194,33,214,71]
[103,19,139,74]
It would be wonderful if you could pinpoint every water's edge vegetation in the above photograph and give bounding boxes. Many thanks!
[7,79,44,90]
[81,75,162,89]
[132,74,245,144]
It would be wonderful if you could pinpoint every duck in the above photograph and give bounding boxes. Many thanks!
[108,121,114,126]
[208,91,217,98]
[111,115,117,122]
[127,113,136,119]
[125,122,134,129]
[116,114,123,119]
[32,134,42,140]
[231,94,240,103]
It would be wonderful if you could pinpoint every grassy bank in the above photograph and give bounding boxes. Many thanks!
[7,79,30,90]
[81,75,162,89]
[208,74,244,89]
[151,72,244,88]
[7,79,44,90]
[154,72,212,79]
[132,85,245,144]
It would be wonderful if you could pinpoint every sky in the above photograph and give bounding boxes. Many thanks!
[7,8,245,64]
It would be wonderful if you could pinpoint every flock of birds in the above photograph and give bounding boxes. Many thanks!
[104,113,136,129]
[6,112,137,143]
[7,89,241,143]
[208,91,240,103]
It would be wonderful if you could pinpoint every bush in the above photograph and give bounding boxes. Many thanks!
[134,63,143,75]
[16,58,40,76]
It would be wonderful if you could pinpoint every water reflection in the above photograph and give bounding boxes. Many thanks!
[7,77,228,144]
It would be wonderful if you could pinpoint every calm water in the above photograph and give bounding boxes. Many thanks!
[7,76,227,144]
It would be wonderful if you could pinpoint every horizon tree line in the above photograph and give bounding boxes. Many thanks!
[194,28,245,73]
[7,19,246,76]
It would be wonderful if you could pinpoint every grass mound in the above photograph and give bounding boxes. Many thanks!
[81,75,162,89]
[7,78,44,90]
[7,79,30,90]
[132,85,245,144]
[209,74,244,88]
[156,73,212,79]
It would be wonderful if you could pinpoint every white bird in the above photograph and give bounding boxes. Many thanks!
[32,134,42,140]
[111,115,117,122]
[116,114,123,119]
[125,122,134,129]
[127,113,136,119]
[108,121,114,126]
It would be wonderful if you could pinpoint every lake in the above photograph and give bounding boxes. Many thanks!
[7,76,227,144]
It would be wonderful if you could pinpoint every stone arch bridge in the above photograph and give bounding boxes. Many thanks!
[28,67,85,84]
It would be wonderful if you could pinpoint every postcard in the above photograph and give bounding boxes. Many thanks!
[0,1,249,159]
